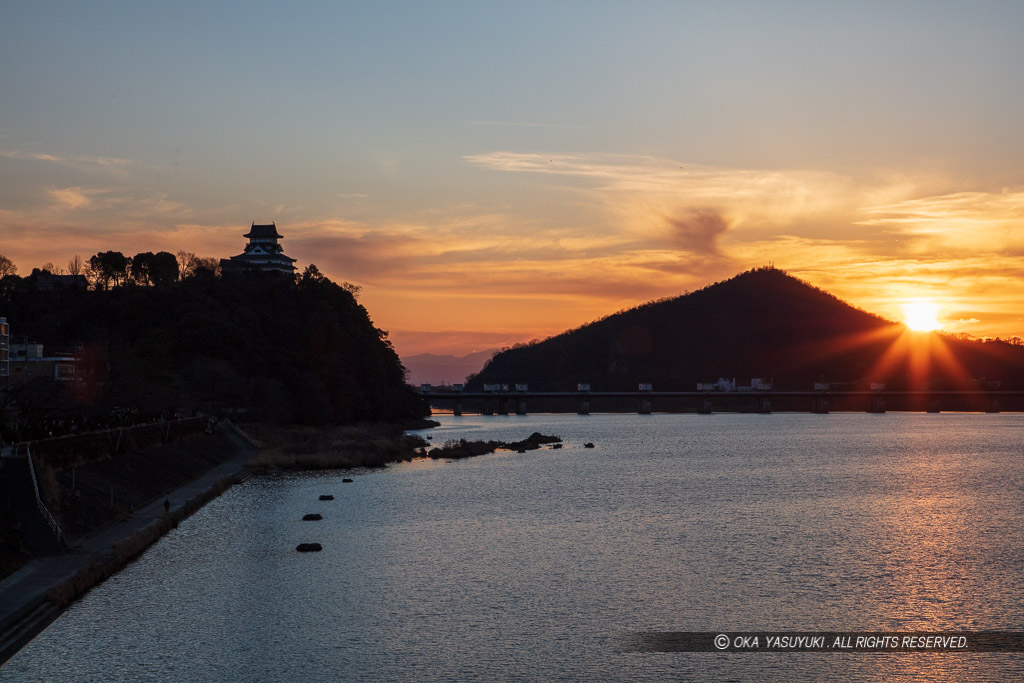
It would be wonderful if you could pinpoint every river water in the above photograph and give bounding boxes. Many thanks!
[5,413,1024,681]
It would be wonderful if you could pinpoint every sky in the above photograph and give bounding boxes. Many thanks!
[3,1,1024,357]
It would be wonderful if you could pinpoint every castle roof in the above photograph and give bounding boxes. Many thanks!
[229,251,297,264]
[244,222,283,239]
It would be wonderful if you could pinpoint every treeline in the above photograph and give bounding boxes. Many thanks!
[1,250,224,291]
[1,262,426,439]
[470,267,1024,391]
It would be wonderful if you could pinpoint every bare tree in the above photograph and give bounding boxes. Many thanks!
[68,254,83,276]
[176,250,198,279]
[0,254,17,278]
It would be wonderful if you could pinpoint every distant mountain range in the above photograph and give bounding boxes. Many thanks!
[403,349,497,386]
[469,267,1024,391]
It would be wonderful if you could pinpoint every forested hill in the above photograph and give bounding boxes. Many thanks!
[1,269,426,429]
[469,267,1024,391]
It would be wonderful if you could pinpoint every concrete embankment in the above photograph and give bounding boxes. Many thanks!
[0,421,257,666]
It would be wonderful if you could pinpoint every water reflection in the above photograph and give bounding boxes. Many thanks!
[4,414,1023,681]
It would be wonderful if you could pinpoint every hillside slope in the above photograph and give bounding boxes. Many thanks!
[470,267,1024,391]
[0,270,427,433]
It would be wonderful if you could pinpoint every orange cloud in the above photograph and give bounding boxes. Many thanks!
[47,187,97,210]
[5,146,1024,356]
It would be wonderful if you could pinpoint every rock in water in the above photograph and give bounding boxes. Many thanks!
[584,442,595,448]
[319,495,334,501]
[302,513,323,521]
[342,478,354,483]
[296,543,323,552]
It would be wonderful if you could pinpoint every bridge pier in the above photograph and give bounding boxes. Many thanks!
[577,397,590,415]
[987,396,1000,413]
[756,396,771,414]
[869,396,886,413]
[927,398,941,413]
[496,398,509,415]
[637,398,652,414]
[697,397,713,414]
[812,396,830,414]
[453,400,462,416]
[479,400,493,416]
[516,399,527,415]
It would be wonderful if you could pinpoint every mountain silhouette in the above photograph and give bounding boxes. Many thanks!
[403,349,497,386]
[469,267,1024,392]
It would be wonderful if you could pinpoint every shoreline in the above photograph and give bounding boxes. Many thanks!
[0,416,553,667]
[0,421,257,666]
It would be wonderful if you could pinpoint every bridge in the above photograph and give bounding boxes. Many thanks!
[421,390,1023,415]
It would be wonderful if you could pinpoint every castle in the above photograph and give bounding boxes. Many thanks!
[220,222,297,276]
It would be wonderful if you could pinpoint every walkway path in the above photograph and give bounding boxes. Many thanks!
[0,423,257,666]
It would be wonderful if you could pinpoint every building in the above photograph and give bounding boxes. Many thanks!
[697,377,773,392]
[26,272,88,291]
[1,317,8,379]
[8,341,78,381]
[220,222,297,276]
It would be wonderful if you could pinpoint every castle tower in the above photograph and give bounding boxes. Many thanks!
[220,222,297,276]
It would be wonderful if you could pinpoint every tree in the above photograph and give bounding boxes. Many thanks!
[150,251,179,287]
[0,254,17,278]
[67,254,84,276]
[130,252,155,285]
[128,251,179,287]
[298,264,327,284]
[193,256,221,277]
[176,250,198,280]
[87,251,129,290]
[297,264,360,298]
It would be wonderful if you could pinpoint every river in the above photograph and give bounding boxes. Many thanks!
[4,413,1023,681]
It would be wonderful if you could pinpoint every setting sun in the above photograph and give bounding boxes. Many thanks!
[901,301,943,332]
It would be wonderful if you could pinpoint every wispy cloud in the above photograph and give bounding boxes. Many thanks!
[858,190,1024,253]
[39,185,194,220]
[459,151,1024,340]
[47,186,101,210]
[0,148,138,176]
[464,152,859,241]
[5,147,1024,353]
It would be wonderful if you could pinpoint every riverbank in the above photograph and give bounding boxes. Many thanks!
[243,420,436,471]
[0,417,561,667]
[0,421,257,666]
[244,421,563,468]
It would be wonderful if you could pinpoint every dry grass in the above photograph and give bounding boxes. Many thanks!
[243,422,430,472]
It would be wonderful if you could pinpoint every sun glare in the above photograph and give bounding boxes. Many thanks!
[901,301,942,332]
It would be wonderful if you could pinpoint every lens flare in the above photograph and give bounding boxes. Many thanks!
[901,302,942,332]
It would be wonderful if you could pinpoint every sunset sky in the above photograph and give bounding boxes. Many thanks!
[3,1,1024,356]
